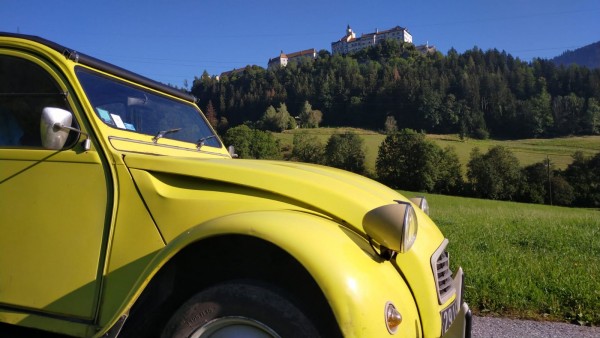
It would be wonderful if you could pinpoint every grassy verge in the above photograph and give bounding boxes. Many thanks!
[401,191,600,325]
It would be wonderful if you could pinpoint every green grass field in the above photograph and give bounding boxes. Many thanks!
[427,134,600,171]
[277,128,600,173]
[402,191,600,325]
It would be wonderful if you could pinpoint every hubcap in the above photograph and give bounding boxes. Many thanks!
[190,316,281,338]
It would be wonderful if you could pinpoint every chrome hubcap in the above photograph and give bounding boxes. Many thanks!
[189,316,281,338]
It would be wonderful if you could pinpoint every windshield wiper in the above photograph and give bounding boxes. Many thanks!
[152,128,181,143]
[196,135,218,150]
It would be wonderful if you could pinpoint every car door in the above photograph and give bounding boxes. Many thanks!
[0,51,109,321]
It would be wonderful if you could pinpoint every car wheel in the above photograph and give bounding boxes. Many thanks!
[161,282,321,338]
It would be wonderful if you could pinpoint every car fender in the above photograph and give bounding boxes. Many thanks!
[103,210,421,337]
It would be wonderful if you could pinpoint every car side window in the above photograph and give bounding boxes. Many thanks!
[0,54,71,148]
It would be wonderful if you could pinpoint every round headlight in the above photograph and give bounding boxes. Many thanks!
[363,201,419,253]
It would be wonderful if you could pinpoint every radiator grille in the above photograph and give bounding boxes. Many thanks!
[431,240,455,304]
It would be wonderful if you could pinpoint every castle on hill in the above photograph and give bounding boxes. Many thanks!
[222,24,435,76]
[332,25,413,55]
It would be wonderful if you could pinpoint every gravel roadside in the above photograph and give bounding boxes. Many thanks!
[3,316,600,337]
[472,316,600,338]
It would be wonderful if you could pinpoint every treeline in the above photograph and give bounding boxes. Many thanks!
[192,40,600,139]
[223,126,600,208]
[378,130,600,208]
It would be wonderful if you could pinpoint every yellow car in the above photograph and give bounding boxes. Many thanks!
[0,32,471,338]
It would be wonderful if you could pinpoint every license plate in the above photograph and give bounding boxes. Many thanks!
[441,300,458,334]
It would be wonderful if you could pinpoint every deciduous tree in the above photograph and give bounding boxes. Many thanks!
[324,132,366,174]
[563,151,600,207]
[467,146,522,200]
[376,129,441,192]
[290,131,324,164]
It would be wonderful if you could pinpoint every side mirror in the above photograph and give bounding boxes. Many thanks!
[41,107,72,150]
[228,145,238,158]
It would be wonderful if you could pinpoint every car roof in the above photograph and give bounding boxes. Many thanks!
[0,32,196,102]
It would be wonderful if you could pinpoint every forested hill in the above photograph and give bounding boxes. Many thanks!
[551,41,600,70]
[191,40,600,139]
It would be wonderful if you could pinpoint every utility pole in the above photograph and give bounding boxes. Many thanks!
[546,155,553,206]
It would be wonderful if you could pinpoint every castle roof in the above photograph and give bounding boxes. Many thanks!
[270,48,316,61]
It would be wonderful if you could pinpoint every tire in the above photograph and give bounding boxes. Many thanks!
[161,282,321,338]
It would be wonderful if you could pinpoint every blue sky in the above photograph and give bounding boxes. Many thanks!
[2,0,599,88]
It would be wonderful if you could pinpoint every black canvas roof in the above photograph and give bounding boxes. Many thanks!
[0,32,195,102]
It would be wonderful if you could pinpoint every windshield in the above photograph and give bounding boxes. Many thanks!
[76,69,220,148]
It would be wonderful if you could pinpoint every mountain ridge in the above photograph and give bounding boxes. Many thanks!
[550,41,600,69]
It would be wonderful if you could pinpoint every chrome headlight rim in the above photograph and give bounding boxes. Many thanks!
[400,201,418,252]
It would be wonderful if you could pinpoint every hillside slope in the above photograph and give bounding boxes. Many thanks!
[551,41,600,69]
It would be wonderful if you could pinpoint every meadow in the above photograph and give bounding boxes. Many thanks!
[277,128,600,173]
[402,191,600,325]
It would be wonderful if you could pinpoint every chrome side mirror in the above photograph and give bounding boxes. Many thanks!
[41,107,90,151]
[41,107,72,150]
[228,145,238,158]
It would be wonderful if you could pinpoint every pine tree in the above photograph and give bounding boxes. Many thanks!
[204,100,218,129]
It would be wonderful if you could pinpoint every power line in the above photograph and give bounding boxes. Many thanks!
[409,8,600,28]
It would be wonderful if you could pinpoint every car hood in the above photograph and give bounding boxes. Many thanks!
[124,154,408,239]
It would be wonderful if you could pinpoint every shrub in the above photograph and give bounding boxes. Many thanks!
[223,125,280,159]
[472,128,490,140]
